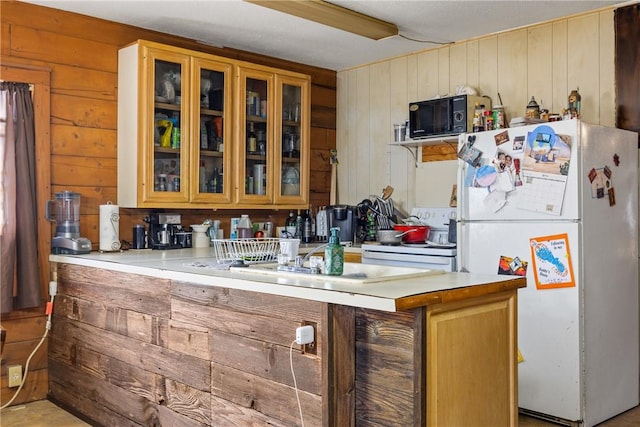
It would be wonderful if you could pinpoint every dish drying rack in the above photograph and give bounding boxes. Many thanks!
[211,238,281,265]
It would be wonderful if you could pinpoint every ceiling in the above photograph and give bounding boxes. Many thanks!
[21,0,630,71]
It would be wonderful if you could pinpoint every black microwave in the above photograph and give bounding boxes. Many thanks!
[409,94,490,139]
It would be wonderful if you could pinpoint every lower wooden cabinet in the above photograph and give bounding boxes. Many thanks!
[426,291,518,426]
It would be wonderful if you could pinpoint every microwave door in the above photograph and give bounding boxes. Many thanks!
[434,99,452,134]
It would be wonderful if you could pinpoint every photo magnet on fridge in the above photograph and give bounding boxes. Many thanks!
[494,130,510,146]
[458,142,483,167]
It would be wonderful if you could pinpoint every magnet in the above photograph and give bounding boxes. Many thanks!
[596,187,605,199]
[512,136,525,152]
[458,142,482,167]
[603,165,612,179]
[494,130,509,146]
[588,168,597,183]
[498,255,528,276]
[613,153,620,166]
[608,188,616,206]
[475,164,498,187]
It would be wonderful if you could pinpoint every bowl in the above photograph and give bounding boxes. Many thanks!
[191,224,209,233]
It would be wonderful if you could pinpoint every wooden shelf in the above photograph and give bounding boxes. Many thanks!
[391,135,459,166]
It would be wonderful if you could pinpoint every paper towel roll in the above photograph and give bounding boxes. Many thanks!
[99,202,121,251]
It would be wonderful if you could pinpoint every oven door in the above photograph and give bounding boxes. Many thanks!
[361,250,456,272]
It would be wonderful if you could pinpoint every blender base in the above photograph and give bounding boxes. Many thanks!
[51,236,92,254]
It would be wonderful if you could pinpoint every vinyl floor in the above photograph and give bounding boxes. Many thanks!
[1,399,640,426]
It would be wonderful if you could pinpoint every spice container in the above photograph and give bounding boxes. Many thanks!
[484,110,494,131]
[493,105,505,129]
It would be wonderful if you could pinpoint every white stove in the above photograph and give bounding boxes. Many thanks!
[361,207,457,272]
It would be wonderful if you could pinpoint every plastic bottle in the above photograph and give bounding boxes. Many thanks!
[237,214,253,239]
[324,227,344,276]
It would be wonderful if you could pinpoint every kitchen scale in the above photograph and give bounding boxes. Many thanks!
[46,191,92,254]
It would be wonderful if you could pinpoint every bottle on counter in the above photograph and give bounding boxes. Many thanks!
[295,209,303,239]
[310,205,316,240]
[302,209,313,243]
[324,227,344,276]
[285,210,296,237]
[237,214,253,239]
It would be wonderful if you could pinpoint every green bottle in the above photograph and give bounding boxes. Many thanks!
[324,227,344,276]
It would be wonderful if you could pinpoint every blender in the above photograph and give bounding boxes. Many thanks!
[46,191,92,254]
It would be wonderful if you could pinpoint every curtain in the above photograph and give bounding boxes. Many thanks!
[0,82,41,313]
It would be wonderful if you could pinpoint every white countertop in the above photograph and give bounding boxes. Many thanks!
[50,249,523,312]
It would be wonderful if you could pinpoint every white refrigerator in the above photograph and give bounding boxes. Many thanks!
[457,119,639,426]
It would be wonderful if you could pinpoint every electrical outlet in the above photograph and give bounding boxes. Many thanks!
[8,364,22,388]
[298,321,318,355]
[296,325,314,345]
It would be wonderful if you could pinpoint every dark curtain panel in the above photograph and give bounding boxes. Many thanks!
[0,82,42,313]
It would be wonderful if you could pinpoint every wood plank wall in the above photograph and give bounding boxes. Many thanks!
[0,0,336,405]
[49,264,325,426]
[615,3,640,142]
[336,7,619,210]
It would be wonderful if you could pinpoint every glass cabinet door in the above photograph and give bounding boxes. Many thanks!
[237,68,273,204]
[274,75,310,205]
[144,49,190,203]
[191,58,232,203]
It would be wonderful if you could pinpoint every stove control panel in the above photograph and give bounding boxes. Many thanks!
[409,207,456,245]
[409,207,456,229]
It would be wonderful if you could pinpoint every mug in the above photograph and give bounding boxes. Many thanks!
[279,238,300,261]
[132,225,146,249]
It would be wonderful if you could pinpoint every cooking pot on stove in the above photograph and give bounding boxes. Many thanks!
[392,224,430,243]
[377,228,416,245]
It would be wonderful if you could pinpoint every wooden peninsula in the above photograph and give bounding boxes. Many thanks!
[48,248,525,426]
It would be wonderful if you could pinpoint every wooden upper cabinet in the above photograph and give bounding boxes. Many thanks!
[234,65,310,208]
[117,40,310,209]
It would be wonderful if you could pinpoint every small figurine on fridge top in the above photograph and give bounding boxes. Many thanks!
[567,88,581,119]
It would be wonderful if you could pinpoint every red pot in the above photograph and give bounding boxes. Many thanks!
[392,224,430,243]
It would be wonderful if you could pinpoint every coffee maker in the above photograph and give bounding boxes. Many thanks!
[46,191,92,254]
[324,205,357,243]
[145,213,184,250]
